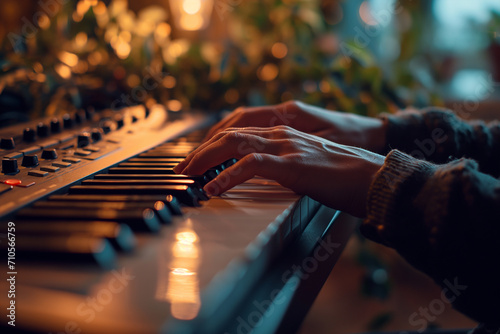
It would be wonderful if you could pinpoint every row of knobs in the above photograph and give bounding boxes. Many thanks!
[2,128,103,174]
[1,149,57,174]
[23,112,89,143]
[1,112,126,150]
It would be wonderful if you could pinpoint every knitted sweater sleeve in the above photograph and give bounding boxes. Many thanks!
[361,149,500,329]
[379,107,500,177]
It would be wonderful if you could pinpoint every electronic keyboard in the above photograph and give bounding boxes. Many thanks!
[0,105,356,333]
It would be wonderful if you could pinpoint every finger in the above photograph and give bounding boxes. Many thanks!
[203,153,285,196]
[174,126,293,173]
[203,106,284,142]
[174,131,229,173]
[181,133,283,175]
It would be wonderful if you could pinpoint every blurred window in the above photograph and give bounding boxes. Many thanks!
[433,0,500,51]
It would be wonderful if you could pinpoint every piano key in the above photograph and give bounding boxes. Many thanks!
[16,207,162,232]
[32,200,172,224]
[221,158,238,169]
[138,152,187,158]
[108,167,176,174]
[82,179,197,186]
[93,174,210,185]
[164,194,183,215]
[204,167,221,181]
[68,185,200,206]
[13,235,116,269]
[127,158,184,163]
[80,179,207,202]
[47,194,184,215]
[14,221,136,252]
[118,162,179,168]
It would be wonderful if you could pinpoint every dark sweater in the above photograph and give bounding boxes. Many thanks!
[361,107,500,332]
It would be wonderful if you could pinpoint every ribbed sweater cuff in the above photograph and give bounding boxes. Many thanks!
[362,150,433,246]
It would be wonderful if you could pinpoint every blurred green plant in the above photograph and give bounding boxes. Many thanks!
[0,0,441,122]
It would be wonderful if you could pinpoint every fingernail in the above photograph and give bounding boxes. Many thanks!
[203,182,216,196]
[173,161,185,174]
[204,186,213,197]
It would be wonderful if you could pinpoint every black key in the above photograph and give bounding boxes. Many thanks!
[222,158,238,169]
[16,207,162,232]
[33,200,172,224]
[13,235,116,269]
[14,221,136,252]
[204,167,221,181]
[165,194,183,215]
[48,194,185,216]
[68,185,200,206]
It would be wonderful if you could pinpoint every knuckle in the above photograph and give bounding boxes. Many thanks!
[285,153,305,165]
[222,130,241,143]
[274,124,292,131]
[273,125,294,137]
[244,152,264,165]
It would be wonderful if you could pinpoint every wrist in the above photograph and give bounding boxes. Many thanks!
[365,117,389,154]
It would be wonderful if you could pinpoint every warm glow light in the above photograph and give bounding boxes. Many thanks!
[163,76,176,88]
[76,0,92,16]
[115,41,131,59]
[164,227,202,320]
[73,60,89,74]
[170,0,213,31]
[271,42,288,59]
[36,74,46,83]
[33,62,44,73]
[38,14,51,29]
[93,1,107,15]
[180,15,203,31]
[167,40,190,59]
[55,64,72,79]
[167,100,182,112]
[319,80,330,93]
[75,32,88,48]
[119,30,132,43]
[88,51,103,65]
[167,267,201,320]
[127,74,140,87]
[183,0,202,14]
[155,22,171,44]
[173,242,198,258]
[176,231,198,244]
[59,51,79,67]
[258,63,279,81]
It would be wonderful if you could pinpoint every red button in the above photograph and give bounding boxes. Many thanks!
[3,179,22,186]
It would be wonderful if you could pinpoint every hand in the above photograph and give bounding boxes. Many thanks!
[204,101,388,154]
[174,126,385,218]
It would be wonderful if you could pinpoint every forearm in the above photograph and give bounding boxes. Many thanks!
[379,107,500,177]
[361,150,500,327]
